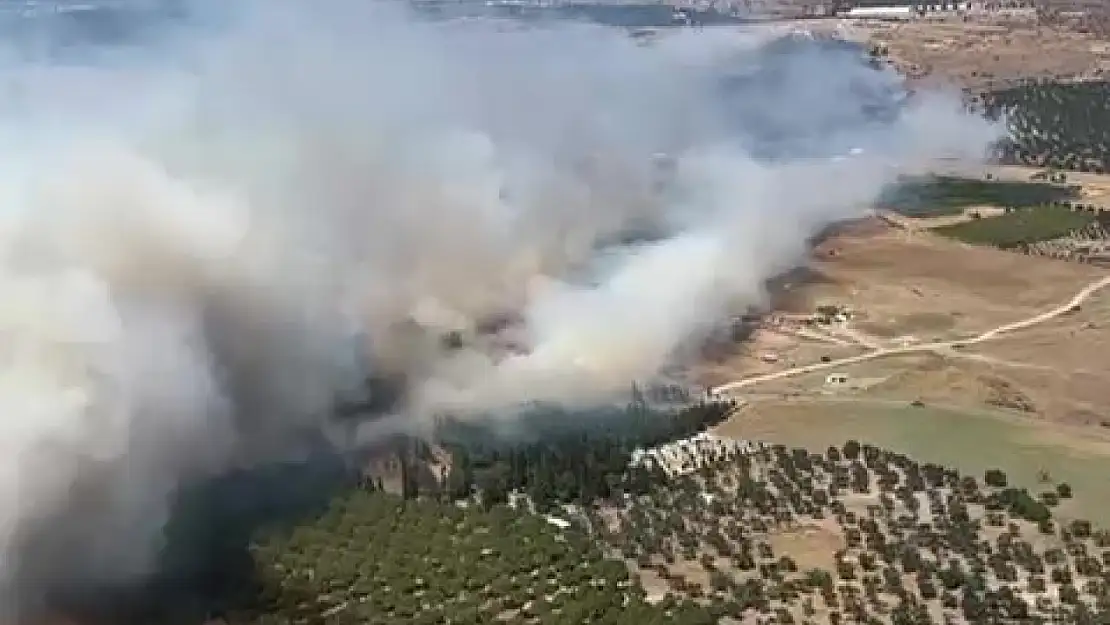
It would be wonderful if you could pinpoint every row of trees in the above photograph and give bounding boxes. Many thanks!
[232,490,724,625]
[982,80,1110,173]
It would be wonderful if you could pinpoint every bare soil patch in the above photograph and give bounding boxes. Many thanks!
[974,365,1110,427]
[865,355,1010,405]
[767,522,843,573]
[909,206,1009,229]
[698,328,869,389]
[848,19,1110,91]
[969,291,1110,425]
[810,225,1103,325]
[855,311,957,338]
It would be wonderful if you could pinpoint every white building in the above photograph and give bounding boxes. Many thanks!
[544,515,572,529]
[844,5,914,19]
[630,433,765,478]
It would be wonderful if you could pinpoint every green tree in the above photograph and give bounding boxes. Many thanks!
[984,468,1008,488]
[843,440,861,461]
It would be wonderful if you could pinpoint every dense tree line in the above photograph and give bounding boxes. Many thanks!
[436,392,735,509]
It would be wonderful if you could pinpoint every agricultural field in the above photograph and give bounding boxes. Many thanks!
[238,492,677,625]
[932,204,1096,248]
[877,175,1079,217]
[983,80,1110,174]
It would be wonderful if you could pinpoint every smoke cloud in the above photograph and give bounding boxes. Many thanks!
[0,0,1000,615]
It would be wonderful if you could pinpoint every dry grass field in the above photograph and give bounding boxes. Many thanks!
[704,216,1110,411]
[703,212,1110,523]
[824,16,1110,91]
[700,212,1108,381]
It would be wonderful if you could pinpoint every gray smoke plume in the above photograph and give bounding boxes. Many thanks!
[0,0,1000,615]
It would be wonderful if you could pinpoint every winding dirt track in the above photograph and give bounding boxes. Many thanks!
[713,274,1110,394]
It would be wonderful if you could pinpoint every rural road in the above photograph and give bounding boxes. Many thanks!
[713,274,1110,395]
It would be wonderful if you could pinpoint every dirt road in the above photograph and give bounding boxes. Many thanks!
[713,274,1110,394]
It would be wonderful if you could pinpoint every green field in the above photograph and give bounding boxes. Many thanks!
[721,400,1110,525]
[877,175,1079,217]
[933,204,1095,248]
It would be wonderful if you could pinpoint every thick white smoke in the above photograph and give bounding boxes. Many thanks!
[0,0,1000,613]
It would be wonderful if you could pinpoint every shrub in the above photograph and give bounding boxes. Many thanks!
[984,468,1008,488]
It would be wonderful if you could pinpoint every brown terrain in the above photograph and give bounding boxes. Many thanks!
[699,214,1110,427]
[870,19,1110,90]
[799,9,1110,92]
